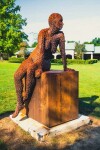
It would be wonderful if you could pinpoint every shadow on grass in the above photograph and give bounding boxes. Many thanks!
[62,126,100,150]
[0,126,100,150]
[0,140,7,150]
[79,95,100,117]
[0,111,13,119]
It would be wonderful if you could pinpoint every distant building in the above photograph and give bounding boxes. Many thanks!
[53,43,100,60]
[83,44,100,60]
[52,42,75,59]
[65,42,75,59]
[15,44,100,60]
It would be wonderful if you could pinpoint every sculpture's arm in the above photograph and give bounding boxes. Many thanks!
[59,33,67,71]
[35,29,45,77]
[36,29,45,68]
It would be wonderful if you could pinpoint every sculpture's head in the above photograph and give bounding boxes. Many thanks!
[48,13,64,30]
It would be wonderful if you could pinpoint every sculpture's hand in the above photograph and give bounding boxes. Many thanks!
[65,68,75,72]
[35,69,43,78]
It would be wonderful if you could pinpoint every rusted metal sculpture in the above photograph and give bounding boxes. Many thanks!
[12,13,67,118]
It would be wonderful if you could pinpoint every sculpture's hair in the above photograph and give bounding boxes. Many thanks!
[48,13,63,26]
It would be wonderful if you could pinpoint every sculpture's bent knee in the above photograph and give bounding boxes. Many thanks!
[14,71,22,81]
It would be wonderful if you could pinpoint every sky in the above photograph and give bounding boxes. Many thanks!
[16,0,100,45]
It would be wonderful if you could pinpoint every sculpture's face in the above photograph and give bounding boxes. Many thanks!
[48,13,63,31]
[54,16,63,30]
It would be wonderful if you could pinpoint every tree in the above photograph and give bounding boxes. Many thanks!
[31,41,38,48]
[67,41,75,43]
[0,0,28,56]
[75,42,85,59]
[91,37,100,46]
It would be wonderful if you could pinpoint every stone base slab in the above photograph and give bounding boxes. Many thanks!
[10,113,90,141]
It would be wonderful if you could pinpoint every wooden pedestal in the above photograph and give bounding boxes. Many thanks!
[28,70,79,128]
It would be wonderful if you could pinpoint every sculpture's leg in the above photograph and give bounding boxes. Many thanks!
[23,64,36,101]
[23,65,36,116]
[12,64,27,118]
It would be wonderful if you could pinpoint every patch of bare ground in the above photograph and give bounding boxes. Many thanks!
[0,113,100,150]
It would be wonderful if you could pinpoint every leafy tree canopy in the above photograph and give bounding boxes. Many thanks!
[67,41,75,43]
[31,41,38,48]
[0,0,28,56]
[91,37,100,46]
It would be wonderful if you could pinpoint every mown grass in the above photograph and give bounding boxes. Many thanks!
[0,61,20,114]
[0,61,100,118]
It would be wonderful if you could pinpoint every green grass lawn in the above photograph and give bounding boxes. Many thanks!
[0,61,20,114]
[0,61,100,118]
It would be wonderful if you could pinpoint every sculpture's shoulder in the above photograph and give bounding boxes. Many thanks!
[58,30,64,35]
[54,31,64,39]
[52,31,65,41]
[38,28,49,36]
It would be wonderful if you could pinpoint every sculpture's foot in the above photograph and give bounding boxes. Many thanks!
[12,104,24,118]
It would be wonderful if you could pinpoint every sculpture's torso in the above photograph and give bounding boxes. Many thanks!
[29,28,63,61]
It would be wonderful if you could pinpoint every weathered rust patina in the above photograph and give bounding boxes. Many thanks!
[28,70,78,128]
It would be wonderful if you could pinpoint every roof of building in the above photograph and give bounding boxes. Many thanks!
[85,44,94,52]
[94,46,100,53]
[65,42,75,50]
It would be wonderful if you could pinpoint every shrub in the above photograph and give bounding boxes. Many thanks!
[8,57,98,64]
[2,53,9,60]
[51,59,98,64]
[9,57,25,63]
[68,59,98,64]
[85,59,98,64]
[51,59,62,64]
